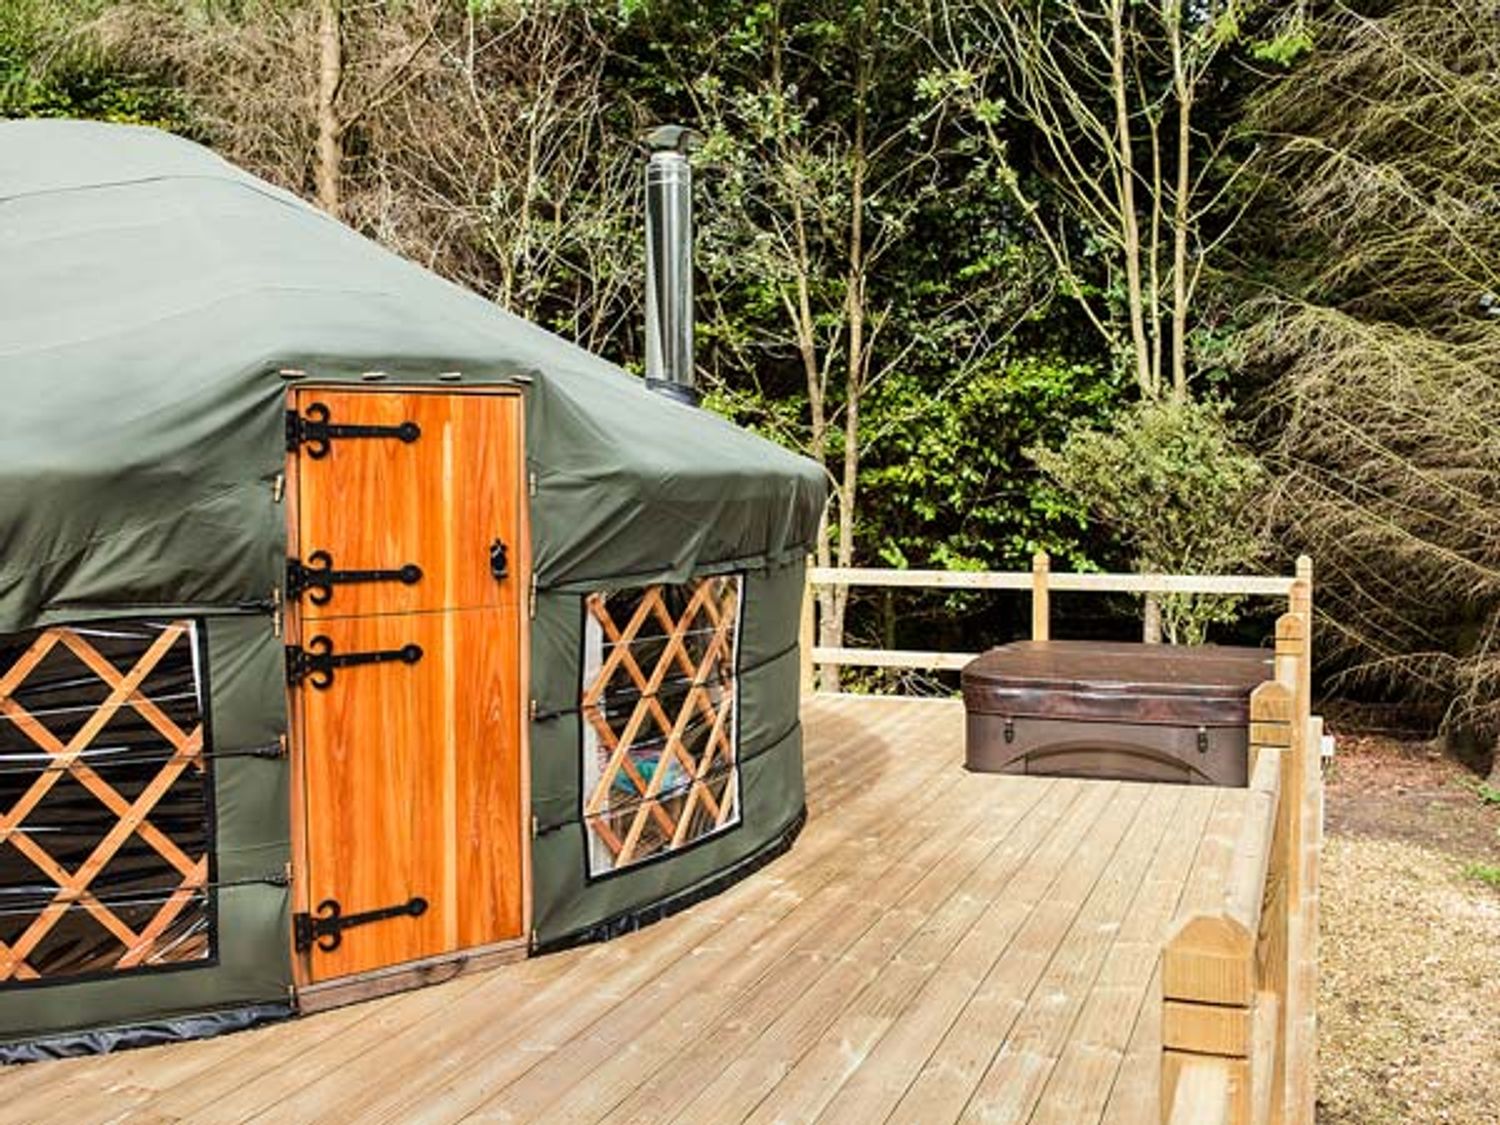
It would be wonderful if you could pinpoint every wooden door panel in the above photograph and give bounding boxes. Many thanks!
[294,390,523,621]
[289,387,526,988]
[295,607,522,982]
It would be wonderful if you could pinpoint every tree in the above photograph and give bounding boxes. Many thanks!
[98,0,642,350]
[928,1,1271,636]
[935,0,1258,401]
[1241,0,1500,778]
[1031,398,1266,642]
[686,0,948,687]
[93,0,440,217]
[620,0,1081,685]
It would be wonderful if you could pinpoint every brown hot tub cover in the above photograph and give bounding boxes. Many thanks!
[962,641,1273,785]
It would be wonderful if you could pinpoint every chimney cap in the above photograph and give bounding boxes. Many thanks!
[641,124,704,155]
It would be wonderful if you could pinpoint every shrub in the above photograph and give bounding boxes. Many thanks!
[1030,397,1268,643]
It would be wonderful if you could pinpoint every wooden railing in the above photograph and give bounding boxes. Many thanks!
[800,551,1309,690]
[796,554,1321,1123]
[1162,582,1321,1125]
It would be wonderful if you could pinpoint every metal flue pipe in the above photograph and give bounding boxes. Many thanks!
[642,124,703,406]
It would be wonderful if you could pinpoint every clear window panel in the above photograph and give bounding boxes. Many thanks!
[0,620,213,984]
[580,576,743,876]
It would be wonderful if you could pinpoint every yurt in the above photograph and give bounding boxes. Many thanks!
[0,120,826,1058]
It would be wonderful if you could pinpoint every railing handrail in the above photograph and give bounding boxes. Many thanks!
[808,565,1297,598]
[801,552,1312,685]
[1159,602,1317,1125]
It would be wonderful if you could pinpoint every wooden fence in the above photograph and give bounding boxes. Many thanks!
[1162,581,1321,1125]
[800,551,1307,690]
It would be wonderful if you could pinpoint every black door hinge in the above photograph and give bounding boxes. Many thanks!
[285,636,423,690]
[286,401,421,459]
[287,551,423,605]
[294,896,428,953]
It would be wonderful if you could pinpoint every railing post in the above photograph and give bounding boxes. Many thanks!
[1144,591,1163,644]
[1165,1057,1234,1125]
[1287,557,1318,1125]
[1273,612,1308,925]
[1253,683,1294,1125]
[1164,680,1293,1125]
[1031,551,1050,641]
[1161,909,1259,1124]
[800,558,816,697]
[1291,558,1313,734]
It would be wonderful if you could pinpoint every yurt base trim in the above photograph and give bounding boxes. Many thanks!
[294,935,528,1015]
[0,1002,293,1065]
[534,803,806,956]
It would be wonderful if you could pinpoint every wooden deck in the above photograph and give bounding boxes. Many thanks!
[0,695,1265,1124]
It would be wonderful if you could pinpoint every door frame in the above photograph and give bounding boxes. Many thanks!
[282,382,533,1008]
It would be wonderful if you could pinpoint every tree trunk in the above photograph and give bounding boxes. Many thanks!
[1168,5,1192,402]
[1109,0,1153,398]
[314,0,344,219]
[1147,111,1164,394]
[769,12,843,691]
[821,9,872,693]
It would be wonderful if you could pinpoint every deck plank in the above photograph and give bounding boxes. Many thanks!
[884,780,1148,1124]
[1031,786,1219,1125]
[734,780,1082,1125]
[514,777,1061,1125]
[1099,787,1242,1125]
[591,780,1065,1121]
[954,783,1187,1124]
[436,718,1036,1123]
[0,696,1268,1125]
[814,782,1172,1125]
[710,778,1077,1125]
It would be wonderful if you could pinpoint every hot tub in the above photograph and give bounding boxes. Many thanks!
[961,640,1272,786]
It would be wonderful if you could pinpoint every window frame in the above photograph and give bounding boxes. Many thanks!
[578,575,746,881]
[0,617,219,990]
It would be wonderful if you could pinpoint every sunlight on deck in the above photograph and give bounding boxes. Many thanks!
[0,695,1258,1124]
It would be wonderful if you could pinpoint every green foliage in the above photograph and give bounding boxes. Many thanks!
[1470,781,1500,808]
[861,355,1121,575]
[622,0,1122,576]
[1250,26,1314,67]
[0,0,187,126]
[1030,398,1268,642]
[1239,0,1500,731]
[4,0,1264,661]
[1463,862,1500,890]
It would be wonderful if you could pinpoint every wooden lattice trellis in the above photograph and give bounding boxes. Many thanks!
[582,577,741,872]
[0,622,209,982]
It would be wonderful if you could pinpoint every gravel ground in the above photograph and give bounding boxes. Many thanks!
[1319,734,1500,1124]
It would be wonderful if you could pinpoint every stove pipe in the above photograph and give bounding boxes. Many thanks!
[643,125,702,406]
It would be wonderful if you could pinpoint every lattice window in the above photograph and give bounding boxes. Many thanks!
[581,576,742,876]
[0,620,212,984]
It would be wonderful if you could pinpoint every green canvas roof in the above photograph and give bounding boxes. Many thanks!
[0,120,826,630]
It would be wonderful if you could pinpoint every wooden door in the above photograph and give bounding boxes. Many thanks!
[286,388,526,985]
